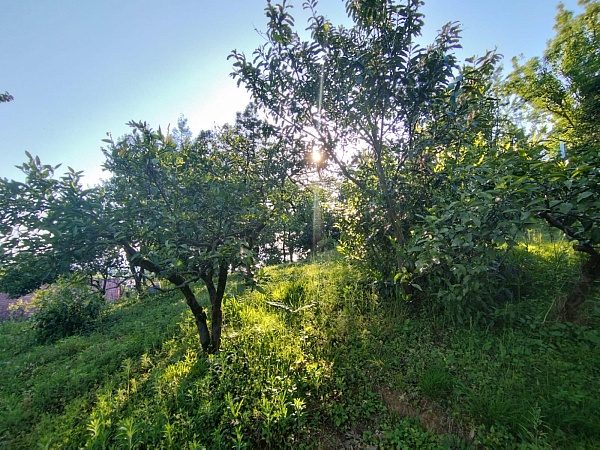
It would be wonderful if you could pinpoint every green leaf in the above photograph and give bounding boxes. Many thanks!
[577,191,593,203]
[591,227,600,244]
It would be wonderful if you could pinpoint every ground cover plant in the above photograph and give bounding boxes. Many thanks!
[1,1,599,448]
[1,234,599,449]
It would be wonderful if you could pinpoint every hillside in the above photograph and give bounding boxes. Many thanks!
[1,238,599,449]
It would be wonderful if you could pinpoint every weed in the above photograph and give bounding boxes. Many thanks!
[419,365,454,400]
[117,416,139,450]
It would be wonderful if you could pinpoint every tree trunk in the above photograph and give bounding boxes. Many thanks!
[562,251,600,321]
[282,236,287,263]
[121,242,212,350]
[372,143,405,275]
[201,262,229,353]
[539,212,600,320]
[177,282,211,351]
[127,258,144,293]
[133,266,144,293]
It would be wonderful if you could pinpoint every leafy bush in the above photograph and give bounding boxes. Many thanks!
[404,201,522,323]
[32,276,105,342]
[396,145,540,324]
[7,298,36,321]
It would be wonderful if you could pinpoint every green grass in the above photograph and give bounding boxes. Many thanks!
[0,238,599,449]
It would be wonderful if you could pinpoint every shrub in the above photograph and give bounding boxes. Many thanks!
[32,276,105,342]
[7,298,36,321]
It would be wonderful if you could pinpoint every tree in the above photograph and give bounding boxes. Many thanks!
[0,156,111,296]
[0,105,304,352]
[506,0,599,153]
[105,106,303,351]
[257,179,340,263]
[171,114,193,148]
[505,0,600,318]
[230,0,500,280]
[0,91,13,103]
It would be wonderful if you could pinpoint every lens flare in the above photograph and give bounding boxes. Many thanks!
[312,149,322,163]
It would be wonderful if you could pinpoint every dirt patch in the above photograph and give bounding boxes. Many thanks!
[378,386,468,440]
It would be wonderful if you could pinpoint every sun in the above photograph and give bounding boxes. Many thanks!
[311,149,322,163]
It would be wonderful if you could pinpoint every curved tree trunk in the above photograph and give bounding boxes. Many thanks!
[201,262,229,353]
[177,282,211,351]
[539,212,600,320]
[121,242,212,350]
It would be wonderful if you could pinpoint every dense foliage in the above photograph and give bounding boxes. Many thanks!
[257,180,340,264]
[31,275,105,343]
[230,0,600,320]
[0,0,597,357]
[0,91,13,103]
[0,156,109,296]
[101,105,305,351]
[502,0,600,318]
[230,0,511,288]
[0,0,599,448]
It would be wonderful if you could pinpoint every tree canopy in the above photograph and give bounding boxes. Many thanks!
[502,0,600,318]
[1,0,598,347]
[505,0,599,252]
[231,0,501,281]
[0,91,14,103]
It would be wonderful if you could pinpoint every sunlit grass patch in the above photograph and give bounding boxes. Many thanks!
[0,291,187,449]
[1,244,599,448]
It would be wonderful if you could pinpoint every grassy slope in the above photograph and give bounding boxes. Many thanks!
[0,239,599,449]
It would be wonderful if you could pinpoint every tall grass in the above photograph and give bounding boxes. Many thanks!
[0,237,598,448]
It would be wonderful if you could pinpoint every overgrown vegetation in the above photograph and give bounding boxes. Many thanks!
[1,238,599,448]
[1,0,599,448]
[229,0,599,323]
[31,276,106,343]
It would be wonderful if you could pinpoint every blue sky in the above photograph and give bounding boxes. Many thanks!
[0,0,582,185]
